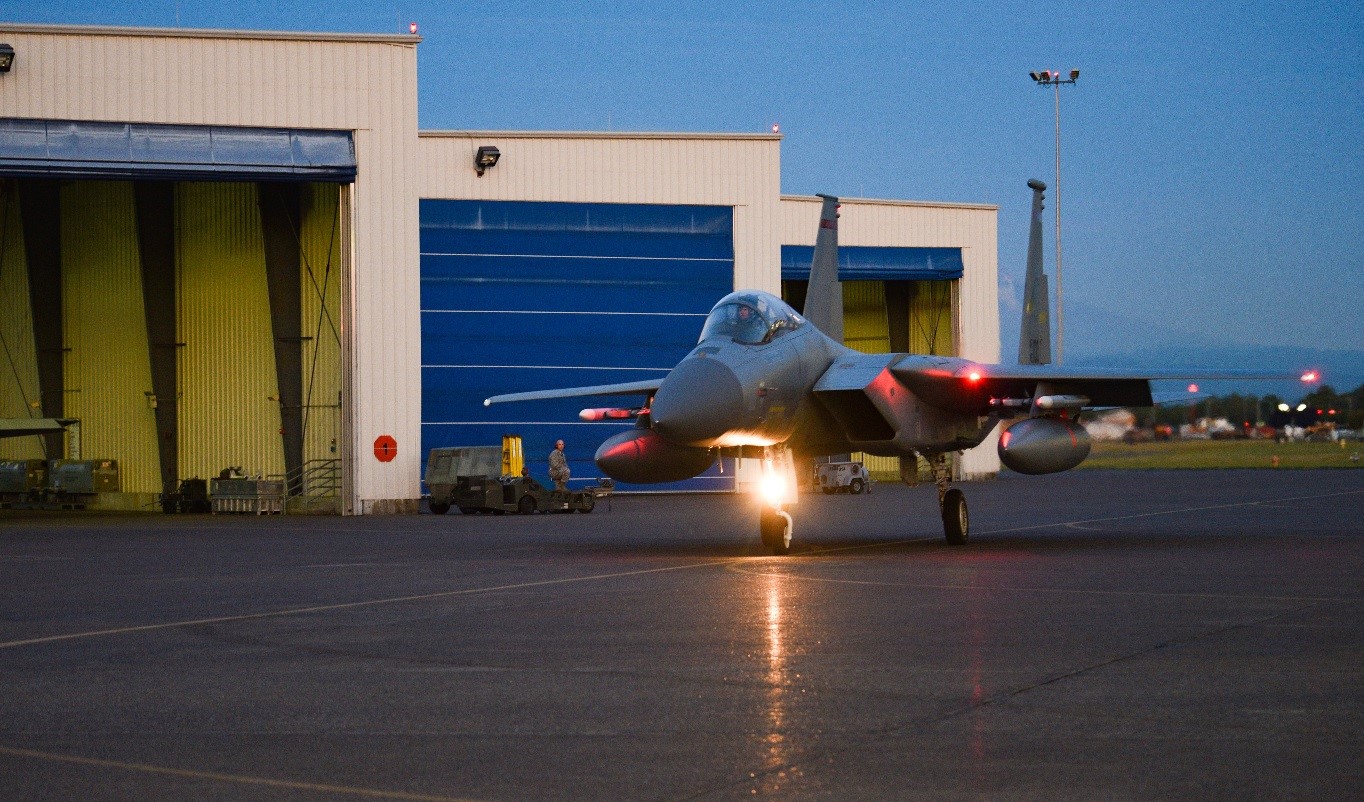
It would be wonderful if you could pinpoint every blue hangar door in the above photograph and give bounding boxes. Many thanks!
[421,200,735,492]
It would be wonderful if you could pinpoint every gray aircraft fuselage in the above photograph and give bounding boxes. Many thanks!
[644,290,997,461]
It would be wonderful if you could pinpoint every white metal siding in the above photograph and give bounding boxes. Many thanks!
[782,196,1002,478]
[0,25,422,512]
[418,133,783,294]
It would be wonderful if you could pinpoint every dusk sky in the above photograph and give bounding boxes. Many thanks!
[6,1,1362,390]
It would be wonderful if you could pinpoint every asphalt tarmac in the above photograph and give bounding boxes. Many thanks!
[1,469,1361,801]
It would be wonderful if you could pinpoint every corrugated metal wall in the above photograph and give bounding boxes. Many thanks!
[417,133,783,294]
[176,182,284,482]
[907,281,956,357]
[2,26,422,511]
[0,179,343,494]
[0,183,43,460]
[60,182,160,490]
[843,281,891,354]
[299,184,344,466]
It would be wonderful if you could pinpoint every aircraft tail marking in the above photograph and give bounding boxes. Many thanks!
[802,194,844,344]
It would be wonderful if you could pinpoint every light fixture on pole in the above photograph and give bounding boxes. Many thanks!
[1029,67,1079,363]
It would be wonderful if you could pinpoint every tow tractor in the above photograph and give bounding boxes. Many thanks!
[425,440,597,515]
[440,474,595,515]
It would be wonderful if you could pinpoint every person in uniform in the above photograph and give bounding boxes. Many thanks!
[548,439,570,491]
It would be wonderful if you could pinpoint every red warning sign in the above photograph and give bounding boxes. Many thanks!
[373,435,397,462]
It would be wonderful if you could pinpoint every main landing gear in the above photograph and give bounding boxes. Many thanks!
[929,452,969,545]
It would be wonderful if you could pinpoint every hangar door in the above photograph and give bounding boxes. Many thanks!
[0,120,352,506]
[421,200,734,492]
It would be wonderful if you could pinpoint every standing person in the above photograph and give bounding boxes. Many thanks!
[548,439,570,491]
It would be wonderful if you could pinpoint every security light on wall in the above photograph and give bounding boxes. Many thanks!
[474,145,500,176]
[0,44,14,73]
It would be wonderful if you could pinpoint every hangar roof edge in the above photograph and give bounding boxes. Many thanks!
[0,22,421,44]
[781,194,998,212]
[420,130,782,142]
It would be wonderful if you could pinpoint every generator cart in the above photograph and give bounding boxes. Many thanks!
[815,460,871,495]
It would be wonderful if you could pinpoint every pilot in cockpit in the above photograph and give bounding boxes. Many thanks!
[700,293,806,345]
[702,302,770,344]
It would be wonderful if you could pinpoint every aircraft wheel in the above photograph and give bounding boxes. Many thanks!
[849,478,865,495]
[429,501,451,515]
[458,507,477,515]
[518,495,537,515]
[760,509,792,555]
[577,496,595,514]
[941,488,969,546]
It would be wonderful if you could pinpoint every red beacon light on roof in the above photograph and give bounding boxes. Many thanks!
[1301,370,1319,383]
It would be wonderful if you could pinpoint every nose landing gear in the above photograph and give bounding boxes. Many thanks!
[757,446,798,555]
[760,508,793,555]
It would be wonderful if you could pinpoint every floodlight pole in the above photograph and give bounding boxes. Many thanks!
[1031,69,1079,363]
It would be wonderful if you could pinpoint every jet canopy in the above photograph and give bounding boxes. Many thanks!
[698,291,805,345]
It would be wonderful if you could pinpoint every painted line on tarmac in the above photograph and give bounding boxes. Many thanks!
[4,488,1358,651]
[977,487,1364,537]
[0,745,479,802]
[725,563,1338,604]
[0,560,736,650]
[805,487,1364,555]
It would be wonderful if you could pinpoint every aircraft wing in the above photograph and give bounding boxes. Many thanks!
[889,359,1301,413]
[483,378,664,407]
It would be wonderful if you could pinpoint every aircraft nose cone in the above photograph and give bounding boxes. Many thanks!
[651,357,745,447]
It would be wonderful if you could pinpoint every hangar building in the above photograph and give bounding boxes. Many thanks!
[0,24,1000,513]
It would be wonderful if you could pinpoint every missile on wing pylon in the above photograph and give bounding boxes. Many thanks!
[1019,178,1052,365]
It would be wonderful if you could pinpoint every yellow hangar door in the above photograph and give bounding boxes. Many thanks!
[0,119,353,511]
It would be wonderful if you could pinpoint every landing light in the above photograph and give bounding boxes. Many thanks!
[1296,404,1307,412]
[757,456,796,507]
[967,371,982,383]
[1277,403,1290,412]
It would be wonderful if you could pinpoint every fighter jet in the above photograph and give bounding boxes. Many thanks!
[487,189,1305,554]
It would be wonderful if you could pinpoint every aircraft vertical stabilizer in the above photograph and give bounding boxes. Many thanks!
[802,194,843,344]
[1019,178,1052,365]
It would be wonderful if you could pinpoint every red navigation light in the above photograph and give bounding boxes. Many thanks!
[1187,384,1199,393]
[968,371,982,383]
[1000,430,1012,449]
[1328,409,1337,415]
[1301,370,1319,383]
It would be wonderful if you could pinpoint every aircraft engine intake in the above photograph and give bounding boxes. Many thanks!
[998,416,1091,475]
[595,428,716,484]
